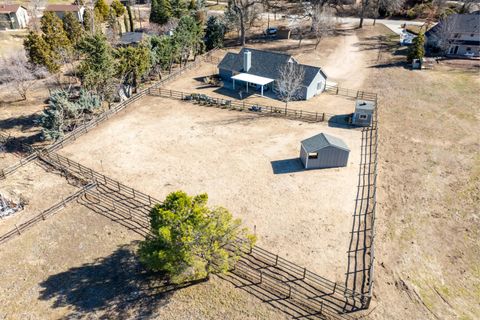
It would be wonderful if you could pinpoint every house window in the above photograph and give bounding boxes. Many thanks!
[471,34,475,37]
[466,47,472,51]
[308,153,318,159]
[359,114,368,120]
[317,82,322,90]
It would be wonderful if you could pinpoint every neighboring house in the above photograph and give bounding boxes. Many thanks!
[45,5,85,23]
[0,5,29,30]
[118,32,147,46]
[218,48,328,100]
[426,11,480,57]
[300,133,350,169]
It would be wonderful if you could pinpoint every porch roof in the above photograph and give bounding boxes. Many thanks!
[231,73,274,86]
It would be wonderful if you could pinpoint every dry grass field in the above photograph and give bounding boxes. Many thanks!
[58,96,362,280]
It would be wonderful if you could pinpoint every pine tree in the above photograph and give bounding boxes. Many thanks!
[63,12,84,46]
[171,0,187,18]
[205,16,225,50]
[110,0,126,17]
[40,11,72,55]
[150,0,172,24]
[24,31,59,73]
[77,34,117,101]
[94,0,110,21]
[115,43,152,92]
[407,31,426,62]
[83,9,93,32]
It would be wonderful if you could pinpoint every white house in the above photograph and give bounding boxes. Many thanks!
[0,5,29,30]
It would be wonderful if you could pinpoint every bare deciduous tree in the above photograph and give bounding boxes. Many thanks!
[0,54,48,100]
[228,0,264,46]
[431,15,459,54]
[371,0,405,25]
[276,62,305,109]
[29,0,45,31]
[312,6,336,50]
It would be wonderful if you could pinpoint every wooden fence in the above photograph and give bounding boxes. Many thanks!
[39,150,366,317]
[324,84,378,102]
[0,183,95,245]
[148,87,335,123]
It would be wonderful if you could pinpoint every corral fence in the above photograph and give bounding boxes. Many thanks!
[39,150,366,317]
[0,133,38,180]
[0,183,95,245]
[0,50,217,180]
[324,84,378,102]
[148,88,336,123]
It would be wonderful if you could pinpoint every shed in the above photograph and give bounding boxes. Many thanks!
[352,100,374,126]
[300,133,350,169]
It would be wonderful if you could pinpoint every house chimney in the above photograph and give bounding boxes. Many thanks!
[243,50,251,72]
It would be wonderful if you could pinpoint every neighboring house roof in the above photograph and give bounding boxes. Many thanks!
[218,48,327,87]
[45,4,83,12]
[301,133,350,153]
[118,32,147,45]
[426,11,480,38]
[0,4,25,14]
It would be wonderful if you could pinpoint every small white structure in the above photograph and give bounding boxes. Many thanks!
[300,133,350,169]
[353,100,374,127]
[0,5,29,30]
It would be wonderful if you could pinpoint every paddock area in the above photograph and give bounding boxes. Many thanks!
[58,95,363,280]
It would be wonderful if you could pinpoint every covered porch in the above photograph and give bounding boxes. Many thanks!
[231,73,274,97]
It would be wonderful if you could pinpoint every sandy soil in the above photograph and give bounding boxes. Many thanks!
[58,96,362,281]
[0,201,286,319]
[0,161,78,235]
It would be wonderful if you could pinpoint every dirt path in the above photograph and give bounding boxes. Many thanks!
[315,27,367,88]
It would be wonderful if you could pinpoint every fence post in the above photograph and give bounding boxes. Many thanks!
[275,254,279,266]
[322,113,325,121]
[170,90,172,97]
[148,195,152,205]
[315,112,318,121]
[303,267,306,279]
[15,224,20,235]
[336,86,339,94]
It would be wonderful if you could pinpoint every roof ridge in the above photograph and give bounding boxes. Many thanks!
[241,47,292,58]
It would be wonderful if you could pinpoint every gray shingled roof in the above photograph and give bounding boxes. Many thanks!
[301,133,350,153]
[218,48,327,87]
[426,11,480,37]
[119,32,147,45]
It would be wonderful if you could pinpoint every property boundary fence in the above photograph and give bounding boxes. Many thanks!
[39,150,365,318]
[324,84,378,102]
[148,87,335,123]
[344,99,378,309]
[0,183,95,245]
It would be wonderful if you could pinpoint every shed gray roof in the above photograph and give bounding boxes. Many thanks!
[355,100,375,111]
[301,133,350,153]
[426,11,480,37]
[218,48,327,87]
[119,32,147,45]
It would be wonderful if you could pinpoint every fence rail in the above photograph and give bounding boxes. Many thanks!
[324,84,378,102]
[0,183,95,245]
[39,150,367,316]
[148,87,335,123]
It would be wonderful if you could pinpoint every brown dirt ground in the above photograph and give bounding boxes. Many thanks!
[58,96,363,281]
[0,201,287,319]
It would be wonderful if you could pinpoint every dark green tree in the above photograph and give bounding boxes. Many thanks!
[24,31,59,73]
[83,9,93,32]
[188,0,196,10]
[407,31,426,62]
[205,16,225,50]
[150,35,178,76]
[127,5,134,31]
[77,34,117,101]
[171,0,187,18]
[110,0,126,17]
[94,0,110,21]
[138,191,256,283]
[150,0,172,24]
[115,43,152,92]
[40,11,72,58]
[173,15,204,65]
[63,12,84,46]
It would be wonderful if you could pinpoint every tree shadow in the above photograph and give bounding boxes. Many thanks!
[270,158,304,174]
[38,242,205,319]
[0,113,39,132]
